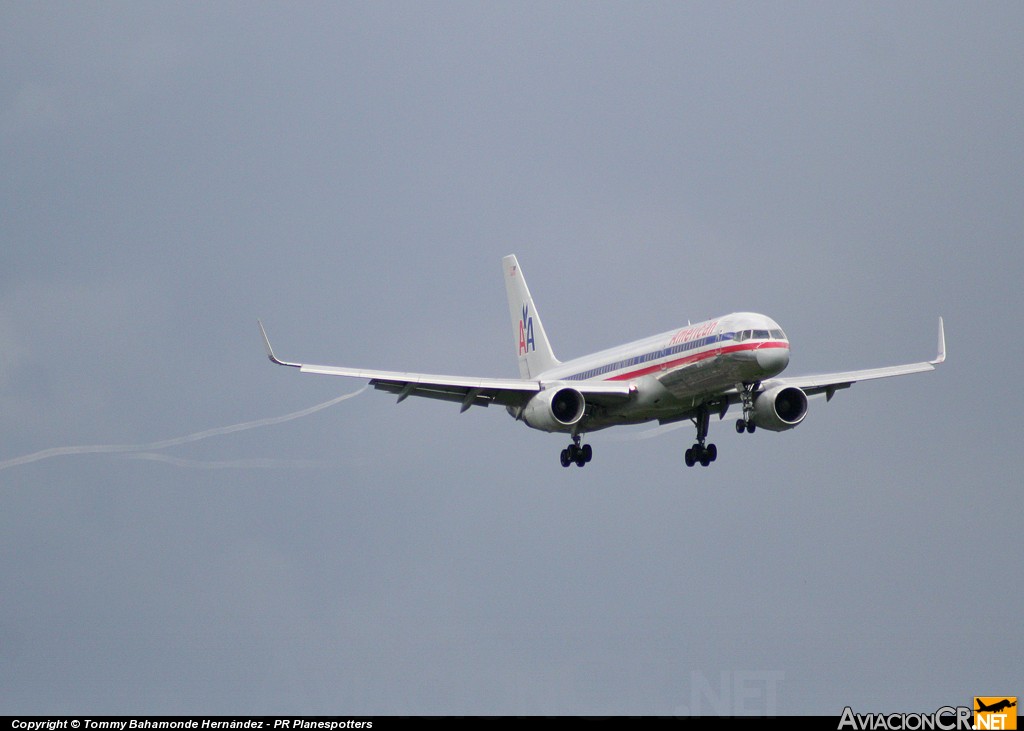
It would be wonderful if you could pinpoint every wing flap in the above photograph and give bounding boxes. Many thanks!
[773,361,937,395]
[767,318,945,398]
[369,377,536,408]
[297,362,538,391]
[298,364,541,409]
[260,320,544,410]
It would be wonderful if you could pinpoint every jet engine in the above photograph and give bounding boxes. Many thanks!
[751,385,808,432]
[521,386,586,432]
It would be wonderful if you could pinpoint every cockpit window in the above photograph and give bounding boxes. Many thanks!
[736,327,786,342]
[737,328,787,341]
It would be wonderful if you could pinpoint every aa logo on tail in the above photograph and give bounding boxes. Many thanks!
[975,697,1017,730]
[519,304,535,356]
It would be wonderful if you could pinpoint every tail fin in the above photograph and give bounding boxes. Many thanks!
[502,254,560,378]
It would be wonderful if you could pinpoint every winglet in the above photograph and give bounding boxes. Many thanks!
[258,320,301,368]
[931,317,946,365]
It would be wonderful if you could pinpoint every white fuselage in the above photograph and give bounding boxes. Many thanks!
[527,312,791,430]
[262,253,942,468]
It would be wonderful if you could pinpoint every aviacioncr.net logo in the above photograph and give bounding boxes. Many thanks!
[838,706,973,730]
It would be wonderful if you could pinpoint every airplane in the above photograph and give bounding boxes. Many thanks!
[259,254,945,469]
[976,700,1017,714]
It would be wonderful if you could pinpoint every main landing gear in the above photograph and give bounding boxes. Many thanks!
[684,405,717,468]
[560,434,593,468]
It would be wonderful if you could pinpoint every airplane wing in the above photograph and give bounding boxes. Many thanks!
[258,321,632,412]
[763,317,946,400]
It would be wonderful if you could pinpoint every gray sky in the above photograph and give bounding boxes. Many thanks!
[2,1,1021,715]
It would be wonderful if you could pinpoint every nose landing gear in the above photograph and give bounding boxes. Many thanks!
[735,382,758,434]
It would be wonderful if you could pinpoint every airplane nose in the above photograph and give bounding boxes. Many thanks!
[755,346,790,375]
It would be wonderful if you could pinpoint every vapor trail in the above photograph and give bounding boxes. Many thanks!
[117,453,329,470]
[0,385,367,471]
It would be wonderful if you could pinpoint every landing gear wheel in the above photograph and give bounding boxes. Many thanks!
[686,406,718,468]
[561,439,592,468]
[736,417,757,434]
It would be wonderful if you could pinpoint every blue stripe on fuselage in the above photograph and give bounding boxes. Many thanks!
[565,333,735,381]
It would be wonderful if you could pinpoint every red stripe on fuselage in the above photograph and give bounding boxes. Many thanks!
[606,341,789,381]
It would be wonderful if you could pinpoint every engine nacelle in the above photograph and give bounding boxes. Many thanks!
[752,385,808,432]
[521,387,586,432]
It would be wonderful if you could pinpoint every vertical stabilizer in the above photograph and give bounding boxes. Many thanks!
[502,255,560,379]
